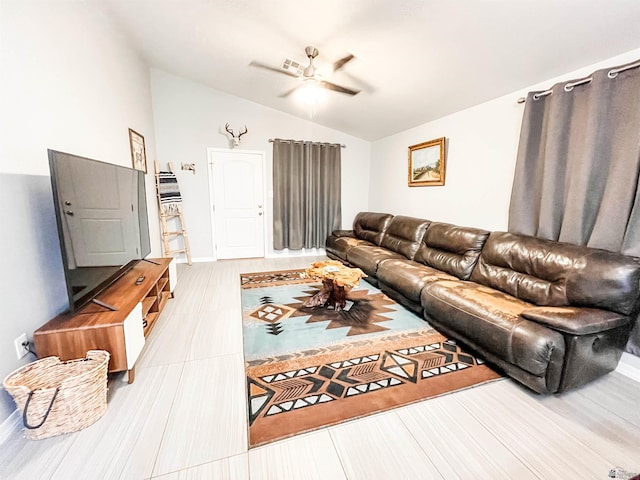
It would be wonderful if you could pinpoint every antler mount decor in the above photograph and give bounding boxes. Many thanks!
[225,123,248,148]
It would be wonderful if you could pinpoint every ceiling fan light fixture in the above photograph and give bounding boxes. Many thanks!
[296,79,327,105]
[250,46,359,103]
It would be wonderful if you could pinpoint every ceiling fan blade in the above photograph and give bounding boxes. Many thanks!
[319,80,360,96]
[249,61,299,78]
[279,85,302,98]
[342,71,376,93]
[333,54,355,72]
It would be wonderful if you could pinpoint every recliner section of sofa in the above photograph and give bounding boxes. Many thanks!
[326,212,393,262]
[378,222,489,313]
[346,215,430,285]
[327,212,640,394]
[424,231,640,393]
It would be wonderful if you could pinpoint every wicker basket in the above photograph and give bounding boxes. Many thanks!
[2,350,110,440]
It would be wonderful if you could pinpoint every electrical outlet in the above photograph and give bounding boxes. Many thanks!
[14,333,28,360]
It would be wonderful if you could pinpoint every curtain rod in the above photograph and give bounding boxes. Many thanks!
[517,59,640,104]
[269,138,346,148]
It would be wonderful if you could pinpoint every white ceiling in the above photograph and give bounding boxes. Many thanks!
[99,0,640,141]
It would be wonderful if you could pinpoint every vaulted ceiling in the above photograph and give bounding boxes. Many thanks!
[100,0,640,141]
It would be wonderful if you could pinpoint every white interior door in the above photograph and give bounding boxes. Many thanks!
[209,150,265,259]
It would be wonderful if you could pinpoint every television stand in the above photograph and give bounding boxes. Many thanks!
[34,258,176,383]
[91,298,118,312]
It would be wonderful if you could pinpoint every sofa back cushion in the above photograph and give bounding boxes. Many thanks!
[353,212,394,246]
[470,232,640,315]
[379,216,431,260]
[415,222,489,280]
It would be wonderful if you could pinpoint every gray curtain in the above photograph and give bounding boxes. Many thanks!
[272,139,341,250]
[508,60,640,356]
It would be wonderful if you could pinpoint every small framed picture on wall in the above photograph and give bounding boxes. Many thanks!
[408,137,446,187]
[129,128,147,173]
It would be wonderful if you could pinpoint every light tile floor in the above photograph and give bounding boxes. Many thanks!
[1,256,639,479]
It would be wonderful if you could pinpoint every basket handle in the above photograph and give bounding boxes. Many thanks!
[22,387,60,430]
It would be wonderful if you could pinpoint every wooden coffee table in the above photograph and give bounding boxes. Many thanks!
[302,260,366,311]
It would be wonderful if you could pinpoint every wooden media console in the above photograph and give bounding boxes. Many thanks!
[34,258,176,383]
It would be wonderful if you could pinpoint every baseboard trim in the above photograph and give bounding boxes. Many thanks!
[266,248,327,258]
[188,256,216,263]
[174,256,216,264]
[172,251,327,263]
[616,352,640,383]
[0,410,19,446]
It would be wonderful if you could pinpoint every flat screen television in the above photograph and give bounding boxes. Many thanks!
[48,149,151,313]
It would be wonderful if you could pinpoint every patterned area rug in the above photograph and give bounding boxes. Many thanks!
[241,268,502,447]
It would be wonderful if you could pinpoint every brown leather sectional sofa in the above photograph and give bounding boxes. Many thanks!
[326,212,640,393]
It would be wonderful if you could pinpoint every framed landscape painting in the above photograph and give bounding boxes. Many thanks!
[129,128,147,173]
[408,137,446,186]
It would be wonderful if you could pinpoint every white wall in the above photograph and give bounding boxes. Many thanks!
[0,1,159,424]
[150,69,371,260]
[370,47,640,232]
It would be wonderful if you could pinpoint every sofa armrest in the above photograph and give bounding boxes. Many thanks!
[520,306,629,335]
[332,229,354,238]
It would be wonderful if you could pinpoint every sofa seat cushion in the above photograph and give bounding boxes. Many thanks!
[346,245,406,277]
[421,281,565,377]
[326,235,375,261]
[377,259,456,302]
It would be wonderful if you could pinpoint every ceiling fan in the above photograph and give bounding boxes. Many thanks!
[250,46,361,98]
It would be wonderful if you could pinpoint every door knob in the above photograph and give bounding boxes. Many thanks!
[258,212,263,216]
[65,210,74,216]
[258,204,263,208]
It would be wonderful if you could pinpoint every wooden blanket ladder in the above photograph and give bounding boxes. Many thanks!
[154,161,192,265]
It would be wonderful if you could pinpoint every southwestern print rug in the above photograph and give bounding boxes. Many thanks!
[241,268,502,447]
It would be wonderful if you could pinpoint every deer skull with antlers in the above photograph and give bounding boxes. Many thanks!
[225,123,247,148]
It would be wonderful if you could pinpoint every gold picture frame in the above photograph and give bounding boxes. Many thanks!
[129,128,147,173]
[408,137,446,187]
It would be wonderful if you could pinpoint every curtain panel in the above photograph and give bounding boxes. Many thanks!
[272,139,341,250]
[508,59,640,356]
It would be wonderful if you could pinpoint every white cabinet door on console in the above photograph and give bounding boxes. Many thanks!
[169,258,177,293]
[123,303,145,370]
